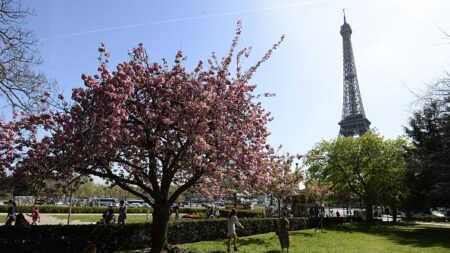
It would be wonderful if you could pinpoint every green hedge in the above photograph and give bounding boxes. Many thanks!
[0,205,265,217]
[0,217,353,252]
[180,207,265,218]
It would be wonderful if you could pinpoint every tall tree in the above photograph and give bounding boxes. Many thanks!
[305,131,407,223]
[16,22,283,252]
[404,79,449,211]
[0,0,53,112]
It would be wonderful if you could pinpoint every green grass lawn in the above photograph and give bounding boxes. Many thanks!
[177,224,450,253]
[50,213,183,223]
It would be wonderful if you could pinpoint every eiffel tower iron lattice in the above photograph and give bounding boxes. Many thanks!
[338,10,371,137]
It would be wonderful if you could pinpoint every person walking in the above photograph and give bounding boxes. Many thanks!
[227,208,244,252]
[27,205,40,225]
[4,200,16,226]
[174,202,180,221]
[118,200,127,224]
[277,211,290,252]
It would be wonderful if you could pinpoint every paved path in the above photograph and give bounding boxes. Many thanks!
[0,213,95,225]
[410,221,450,228]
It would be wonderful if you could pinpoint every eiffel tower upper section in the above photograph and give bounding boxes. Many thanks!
[338,11,371,137]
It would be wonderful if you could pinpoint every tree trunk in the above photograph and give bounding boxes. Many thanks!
[366,203,373,223]
[67,189,73,225]
[233,192,237,208]
[392,208,398,222]
[150,203,170,253]
[278,199,281,218]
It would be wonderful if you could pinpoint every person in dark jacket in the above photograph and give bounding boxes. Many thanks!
[4,200,16,226]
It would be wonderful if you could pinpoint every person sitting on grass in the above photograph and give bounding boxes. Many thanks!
[15,213,30,226]
[102,205,115,224]
[227,208,244,252]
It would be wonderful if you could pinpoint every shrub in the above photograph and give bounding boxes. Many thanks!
[181,208,265,218]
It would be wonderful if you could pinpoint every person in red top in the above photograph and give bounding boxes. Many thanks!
[27,205,40,225]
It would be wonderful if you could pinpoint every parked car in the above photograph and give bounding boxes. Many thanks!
[91,198,117,207]
[127,199,150,208]
[201,203,212,208]
[214,201,225,208]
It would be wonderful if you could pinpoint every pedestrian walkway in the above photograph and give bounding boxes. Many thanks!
[0,213,94,225]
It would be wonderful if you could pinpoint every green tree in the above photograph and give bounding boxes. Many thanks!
[305,131,407,223]
[404,80,449,212]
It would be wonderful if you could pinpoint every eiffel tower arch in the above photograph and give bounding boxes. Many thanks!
[338,11,371,137]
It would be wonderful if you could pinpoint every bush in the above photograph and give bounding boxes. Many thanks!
[0,223,151,253]
[0,217,352,252]
[180,208,265,218]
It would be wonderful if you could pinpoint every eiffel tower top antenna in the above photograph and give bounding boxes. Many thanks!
[343,9,346,24]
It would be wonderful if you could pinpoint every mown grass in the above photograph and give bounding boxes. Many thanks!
[177,223,450,253]
[51,213,183,223]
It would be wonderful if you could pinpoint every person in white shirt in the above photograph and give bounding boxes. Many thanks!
[227,208,244,252]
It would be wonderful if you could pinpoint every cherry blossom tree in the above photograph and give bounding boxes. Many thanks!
[306,179,332,205]
[0,116,39,182]
[15,22,283,252]
[267,154,303,217]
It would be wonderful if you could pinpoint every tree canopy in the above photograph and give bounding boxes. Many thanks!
[9,22,283,252]
[305,131,407,222]
[0,0,53,112]
[404,79,450,211]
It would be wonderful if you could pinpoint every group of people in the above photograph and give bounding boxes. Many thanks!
[226,208,291,252]
[205,205,221,219]
[98,200,127,224]
[4,200,40,226]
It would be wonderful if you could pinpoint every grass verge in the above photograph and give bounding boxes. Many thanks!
[176,223,450,253]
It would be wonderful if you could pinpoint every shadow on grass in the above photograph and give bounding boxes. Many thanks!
[239,237,271,247]
[326,223,450,249]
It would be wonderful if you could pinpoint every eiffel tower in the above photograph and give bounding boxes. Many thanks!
[338,10,371,137]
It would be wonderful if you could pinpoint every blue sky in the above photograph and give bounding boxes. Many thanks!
[22,0,450,156]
